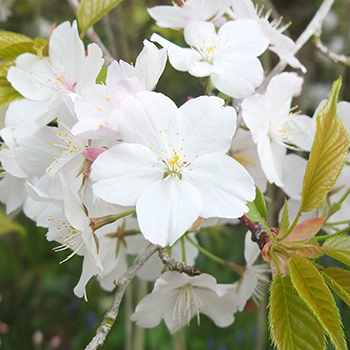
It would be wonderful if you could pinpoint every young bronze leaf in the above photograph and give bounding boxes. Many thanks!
[289,255,347,350]
[322,267,350,307]
[77,0,125,37]
[269,274,325,350]
[244,185,267,222]
[300,78,350,213]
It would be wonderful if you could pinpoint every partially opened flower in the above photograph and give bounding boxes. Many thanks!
[130,271,237,334]
[71,40,166,139]
[151,19,269,98]
[148,0,231,29]
[91,92,255,247]
[229,231,269,311]
[242,72,315,186]
[228,0,306,72]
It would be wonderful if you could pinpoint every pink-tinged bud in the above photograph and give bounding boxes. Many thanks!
[289,72,304,97]
[189,217,203,231]
[49,335,62,349]
[32,330,43,345]
[83,146,107,162]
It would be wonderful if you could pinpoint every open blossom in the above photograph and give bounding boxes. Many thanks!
[242,72,315,187]
[228,0,306,72]
[6,21,103,125]
[91,92,255,247]
[151,19,269,98]
[148,0,231,29]
[130,271,237,334]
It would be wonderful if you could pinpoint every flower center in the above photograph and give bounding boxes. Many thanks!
[152,129,192,181]
[173,284,205,326]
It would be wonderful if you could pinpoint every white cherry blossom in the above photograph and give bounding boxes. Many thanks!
[130,271,237,334]
[91,92,255,247]
[7,21,103,125]
[71,40,166,139]
[228,0,306,72]
[229,231,269,311]
[148,0,231,29]
[242,72,315,187]
[151,19,269,98]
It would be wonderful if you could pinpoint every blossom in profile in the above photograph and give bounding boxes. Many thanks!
[241,72,315,187]
[130,271,237,334]
[148,0,231,29]
[91,92,255,247]
[228,0,306,72]
[229,231,270,311]
[71,40,167,139]
[151,19,269,98]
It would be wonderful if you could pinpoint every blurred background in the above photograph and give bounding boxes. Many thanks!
[1,0,350,349]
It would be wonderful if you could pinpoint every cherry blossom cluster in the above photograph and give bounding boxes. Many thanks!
[1,0,350,334]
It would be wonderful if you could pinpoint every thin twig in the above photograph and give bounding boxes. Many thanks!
[239,215,270,250]
[66,0,115,65]
[258,0,336,92]
[84,244,159,350]
[313,30,350,66]
[158,247,202,276]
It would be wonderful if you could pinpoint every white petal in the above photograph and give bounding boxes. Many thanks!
[74,256,97,300]
[243,231,261,266]
[257,137,286,187]
[151,33,202,72]
[211,58,264,98]
[7,53,56,101]
[135,40,167,91]
[186,154,255,218]
[288,114,316,152]
[91,143,163,206]
[147,6,185,29]
[0,175,28,214]
[118,91,177,150]
[136,177,202,247]
[281,154,307,200]
[173,96,236,156]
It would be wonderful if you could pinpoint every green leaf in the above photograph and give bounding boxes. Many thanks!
[322,267,350,307]
[0,57,16,78]
[269,274,325,350]
[284,244,327,259]
[33,37,49,58]
[0,82,22,107]
[244,185,267,222]
[323,235,350,267]
[0,30,33,49]
[95,66,107,84]
[0,209,25,236]
[77,0,125,37]
[289,255,347,350]
[0,42,36,59]
[300,77,350,213]
[324,235,350,251]
[278,198,290,239]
